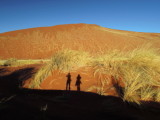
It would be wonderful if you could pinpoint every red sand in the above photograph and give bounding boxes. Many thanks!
[1,23,160,95]
[0,23,160,59]
[1,24,160,119]
[0,64,120,96]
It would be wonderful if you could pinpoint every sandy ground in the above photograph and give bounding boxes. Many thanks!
[0,64,119,96]
[0,64,160,120]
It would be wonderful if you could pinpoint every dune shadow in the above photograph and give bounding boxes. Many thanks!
[4,88,160,120]
[0,67,35,94]
[0,68,9,76]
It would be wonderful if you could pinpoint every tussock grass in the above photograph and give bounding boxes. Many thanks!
[29,49,91,88]
[91,46,160,104]
[0,60,5,66]
[29,62,53,88]
[50,49,91,71]
[3,58,18,66]
[155,89,160,102]
[89,49,126,95]
[0,59,48,67]
[27,45,160,104]
[121,47,160,103]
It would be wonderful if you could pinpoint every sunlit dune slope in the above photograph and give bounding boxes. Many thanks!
[1,24,160,103]
[0,23,160,59]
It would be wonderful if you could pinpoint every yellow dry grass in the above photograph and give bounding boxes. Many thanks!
[29,49,91,88]
[0,59,49,67]
[91,45,160,104]
[5,43,159,104]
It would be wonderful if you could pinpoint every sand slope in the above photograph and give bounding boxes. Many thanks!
[0,23,160,59]
[1,23,160,98]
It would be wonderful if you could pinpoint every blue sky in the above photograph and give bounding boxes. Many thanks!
[0,0,160,33]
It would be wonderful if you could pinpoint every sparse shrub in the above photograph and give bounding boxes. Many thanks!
[4,58,17,66]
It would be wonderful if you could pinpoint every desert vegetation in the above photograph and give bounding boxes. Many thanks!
[91,45,160,104]
[27,44,160,104]
[1,24,160,120]
[1,40,160,104]
[0,59,49,67]
[29,49,91,88]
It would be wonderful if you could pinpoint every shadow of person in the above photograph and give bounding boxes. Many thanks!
[66,73,71,91]
[75,74,82,91]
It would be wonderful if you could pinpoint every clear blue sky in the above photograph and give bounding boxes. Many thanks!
[0,0,160,33]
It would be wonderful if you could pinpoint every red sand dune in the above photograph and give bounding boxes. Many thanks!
[0,23,160,59]
[1,24,160,120]
[1,23,160,95]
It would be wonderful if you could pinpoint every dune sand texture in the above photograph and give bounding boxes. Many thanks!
[1,23,160,97]
[0,23,160,59]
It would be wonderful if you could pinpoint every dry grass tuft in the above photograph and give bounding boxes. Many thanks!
[3,58,18,66]
[89,45,160,104]
[0,59,47,67]
[29,49,91,88]
[28,44,160,104]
